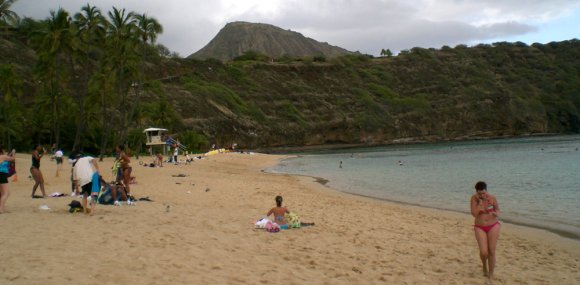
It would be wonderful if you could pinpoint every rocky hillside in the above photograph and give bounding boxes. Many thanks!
[1,29,579,151]
[189,21,353,61]
[157,40,580,148]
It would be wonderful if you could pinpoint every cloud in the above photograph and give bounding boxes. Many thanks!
[10,0,580,56]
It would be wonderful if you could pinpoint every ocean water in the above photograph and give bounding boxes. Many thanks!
[267,135,580,240]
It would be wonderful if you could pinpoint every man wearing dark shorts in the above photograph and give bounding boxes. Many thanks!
[73,156,100,215]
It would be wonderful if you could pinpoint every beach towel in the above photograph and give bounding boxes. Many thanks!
[91,172,100,194]
[285,212,301,228]
[265,221,280,233]
[254,217,270,229]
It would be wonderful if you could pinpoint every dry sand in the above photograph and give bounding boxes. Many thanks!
[0,152,578,285]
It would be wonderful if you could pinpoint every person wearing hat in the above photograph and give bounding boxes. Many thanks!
[73,155,100,215]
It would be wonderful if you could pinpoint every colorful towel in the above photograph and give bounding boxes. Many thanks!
[91,172,100,194]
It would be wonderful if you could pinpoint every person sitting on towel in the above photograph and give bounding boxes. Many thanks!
[267,195,290,230]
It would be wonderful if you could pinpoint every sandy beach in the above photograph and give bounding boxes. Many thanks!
[0,152,578,285]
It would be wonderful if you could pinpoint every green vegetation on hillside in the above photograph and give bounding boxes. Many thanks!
[1,1,579,152]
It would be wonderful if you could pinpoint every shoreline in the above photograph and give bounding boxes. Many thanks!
[2,152,579,284]
[268,167,580,242]
[267,154,580,242]
[256,132,571,154]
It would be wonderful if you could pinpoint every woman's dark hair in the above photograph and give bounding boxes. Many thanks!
[117,144,125,151]
[275,195,283,207]
[475,181,487,191]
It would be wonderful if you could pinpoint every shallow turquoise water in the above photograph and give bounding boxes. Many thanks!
[267,135,580,239]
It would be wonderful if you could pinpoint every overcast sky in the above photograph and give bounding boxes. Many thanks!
[11,0,580,57]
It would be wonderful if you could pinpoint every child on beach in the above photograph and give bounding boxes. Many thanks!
[267,196,290,229]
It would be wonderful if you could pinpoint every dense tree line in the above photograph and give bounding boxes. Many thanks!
[0,0,188,156]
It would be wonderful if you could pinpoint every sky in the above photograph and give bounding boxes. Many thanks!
[11,0,580,57]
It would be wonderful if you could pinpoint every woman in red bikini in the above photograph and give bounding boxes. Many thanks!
[470,181,501,281]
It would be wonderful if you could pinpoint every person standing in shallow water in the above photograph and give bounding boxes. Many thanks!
[30,144,47,198]
[470,181,501,281]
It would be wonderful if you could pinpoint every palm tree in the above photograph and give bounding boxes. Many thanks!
[35,8,74,148]
[0,0,19,25]
[0,63,22,101]
[72,4,107,151]
[75,4,106,56]
[133,13,162,49]
[0,0,19,37]
[131,13,163,153]
[0,63,23,148]
[104,7,138,149]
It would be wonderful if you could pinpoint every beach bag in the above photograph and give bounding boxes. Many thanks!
[285,212,301,228]
[7,161,15,177]
[265,221,280,233]
[97,183,116,205]
[68,200,83,213]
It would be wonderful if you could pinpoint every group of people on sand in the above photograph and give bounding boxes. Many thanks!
[2,142,502,281]
[69,144,133,215]
[0,143,136,216]
[0,144,46,213]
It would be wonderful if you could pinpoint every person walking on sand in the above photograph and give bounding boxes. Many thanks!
[470,181,501,281]
[0,146,16,213]
[54,149,63,177]
[267,196,290,230]
[73,155,100,215]
[30,144,47,198]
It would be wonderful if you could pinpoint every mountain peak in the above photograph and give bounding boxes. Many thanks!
[188,22,353,61]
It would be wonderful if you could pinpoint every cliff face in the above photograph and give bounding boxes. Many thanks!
[162,40,580,148]
[188,21,353,61]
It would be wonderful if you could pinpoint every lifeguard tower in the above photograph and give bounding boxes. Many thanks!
[143,127,188,157]
[143,127,168,155]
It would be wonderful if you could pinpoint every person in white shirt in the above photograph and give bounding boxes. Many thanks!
[73,156,100,215]
[173,147,179,165]
[55,149,63,177]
